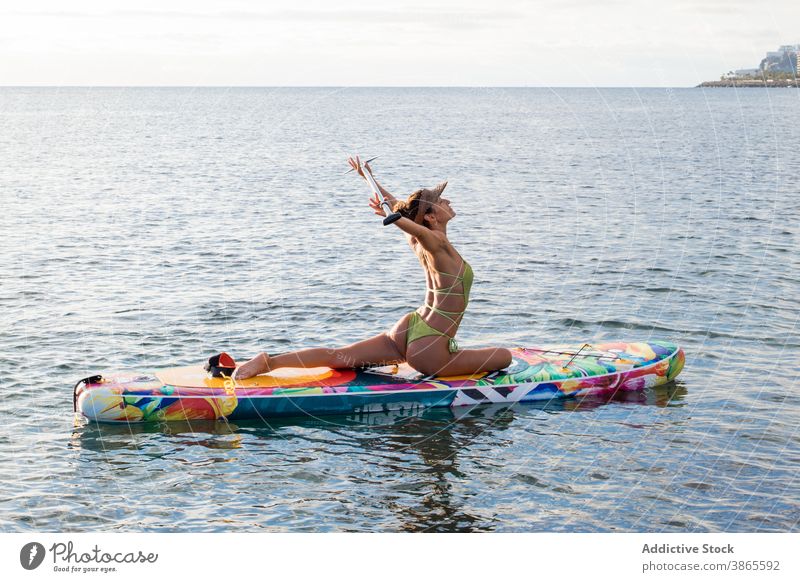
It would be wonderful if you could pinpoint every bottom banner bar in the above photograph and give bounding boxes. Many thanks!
[1,533,796,581]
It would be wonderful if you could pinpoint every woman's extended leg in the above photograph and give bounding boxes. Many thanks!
[234,333,404,379]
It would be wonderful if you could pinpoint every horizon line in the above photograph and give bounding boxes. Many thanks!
[0,84,704,89]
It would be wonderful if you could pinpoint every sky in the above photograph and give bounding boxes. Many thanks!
[1,0,798,86]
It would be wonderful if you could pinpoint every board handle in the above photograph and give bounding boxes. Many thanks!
[73,375,103,412]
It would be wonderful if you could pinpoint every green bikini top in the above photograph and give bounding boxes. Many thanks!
[424,258,473,325]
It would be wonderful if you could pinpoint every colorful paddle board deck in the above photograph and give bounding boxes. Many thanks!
[75,341,684,423]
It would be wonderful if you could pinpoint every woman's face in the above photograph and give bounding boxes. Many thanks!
[438,197,455,220]
[421,195,455,226]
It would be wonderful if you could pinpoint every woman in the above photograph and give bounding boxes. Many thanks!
[234,157,512,379]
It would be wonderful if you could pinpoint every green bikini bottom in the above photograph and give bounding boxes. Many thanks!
[405,312,459,353]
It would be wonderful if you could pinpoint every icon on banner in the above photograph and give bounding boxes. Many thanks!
[20,542,46,570]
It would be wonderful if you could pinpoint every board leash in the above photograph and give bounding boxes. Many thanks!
[526,345,624,362]
[563,343,591,368]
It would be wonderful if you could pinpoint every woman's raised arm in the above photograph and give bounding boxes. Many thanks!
[391,217,442,252]
[351,156,440,251]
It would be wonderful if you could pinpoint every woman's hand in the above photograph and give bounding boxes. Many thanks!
[351,155,398,216]
[347,155,369,179]
[368,193,389,217]
[368,185,398,217]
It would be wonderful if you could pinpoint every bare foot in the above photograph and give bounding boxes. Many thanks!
[233,352,271,380]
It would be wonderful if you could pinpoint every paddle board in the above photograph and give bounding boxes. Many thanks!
[75,340,684,423]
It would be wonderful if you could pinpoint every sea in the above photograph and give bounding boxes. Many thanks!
[0,87,798,532]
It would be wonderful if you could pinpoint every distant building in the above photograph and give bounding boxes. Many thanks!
[759,44,799,75]
[705,44,800,85]
[715,45,799,82]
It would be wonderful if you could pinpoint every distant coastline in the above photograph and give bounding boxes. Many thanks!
[699,44,798,87]
[698,78,798,88]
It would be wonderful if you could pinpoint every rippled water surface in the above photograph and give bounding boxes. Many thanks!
[1,87,798,532]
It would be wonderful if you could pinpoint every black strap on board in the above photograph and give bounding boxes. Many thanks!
[204,352,237,378]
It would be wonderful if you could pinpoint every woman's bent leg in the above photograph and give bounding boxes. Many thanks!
[408,344,512,377]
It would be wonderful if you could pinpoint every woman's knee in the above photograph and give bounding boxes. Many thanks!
[498,347,513,368]
[480,347,513,371]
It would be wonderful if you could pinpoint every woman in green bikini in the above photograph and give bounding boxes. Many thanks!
[234,157,513,380]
